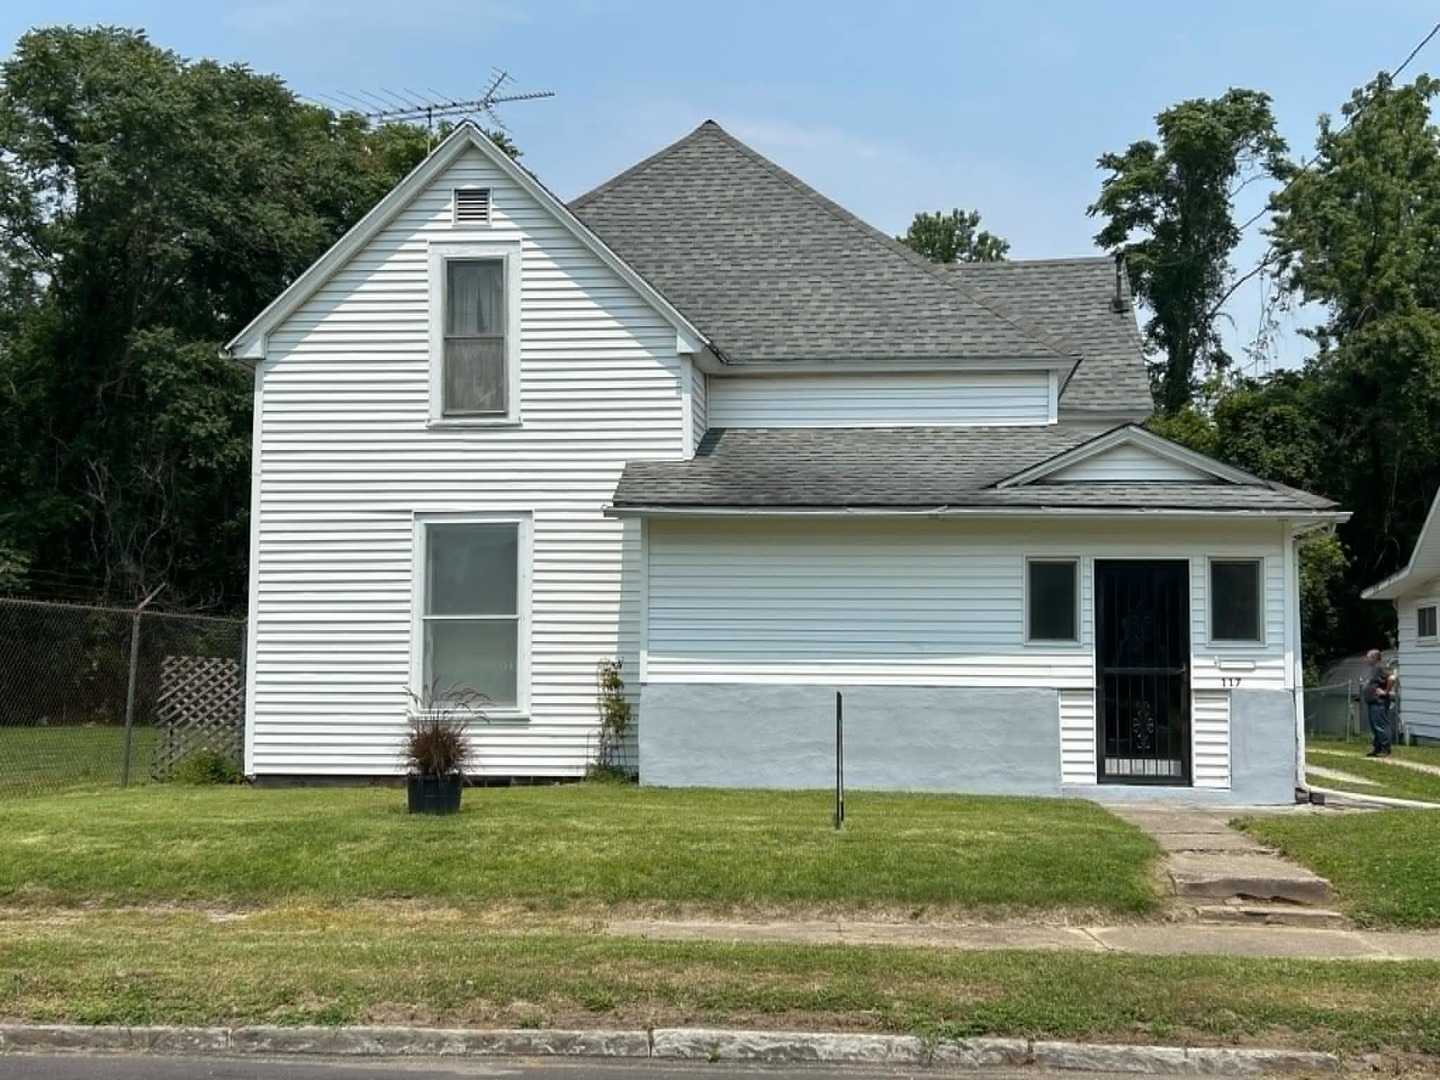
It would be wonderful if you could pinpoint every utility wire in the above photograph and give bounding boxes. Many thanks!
[1233,20,1440,237]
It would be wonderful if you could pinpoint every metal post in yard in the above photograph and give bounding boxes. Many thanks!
[833,691,844,830]
[120,585,165,787]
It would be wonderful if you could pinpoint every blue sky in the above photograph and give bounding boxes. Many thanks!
[3,0,1436,370]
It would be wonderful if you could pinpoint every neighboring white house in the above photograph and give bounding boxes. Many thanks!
[226,120,1346,803]
[1364,492,1440,742]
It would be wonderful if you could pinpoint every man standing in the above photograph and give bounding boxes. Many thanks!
[1364,649,1393,757]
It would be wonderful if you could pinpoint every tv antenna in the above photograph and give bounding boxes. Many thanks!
[315,69,554,135]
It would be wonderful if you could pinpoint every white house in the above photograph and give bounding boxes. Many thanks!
[225,121,1346,802]
[1364,492,1440,742]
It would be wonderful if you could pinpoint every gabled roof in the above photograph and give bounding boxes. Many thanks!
[609,425,1342,516]
[1365,491,1440,601]
[570,121,1080,368]
[947,259,1153,416]
[997,425,1261,488]
[224,122,708,361]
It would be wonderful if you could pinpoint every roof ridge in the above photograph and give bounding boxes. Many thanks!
[950,255,1116,270]
[597,120,1082,361]
[570,120,721,210]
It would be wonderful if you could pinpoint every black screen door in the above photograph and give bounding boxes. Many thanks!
[1095,560,1191,785]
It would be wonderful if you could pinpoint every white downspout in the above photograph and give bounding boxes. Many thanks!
[1283,522,1305,792]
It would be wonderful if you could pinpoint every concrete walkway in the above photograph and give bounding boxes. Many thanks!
[606,916,1440,960]
[1103,803,1339,913]
[1306,764,1380,786]
[1311,747,1440,777]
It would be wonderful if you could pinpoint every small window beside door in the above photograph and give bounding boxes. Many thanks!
[1210,559,1263,643]
[1027,559,1078,643]
[1419,604,1438,642]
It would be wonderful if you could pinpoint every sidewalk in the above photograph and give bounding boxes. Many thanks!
[607,915,1440,959]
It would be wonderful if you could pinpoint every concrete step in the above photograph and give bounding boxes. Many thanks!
[1168,852,1335,906]
[1194,902,1349,929]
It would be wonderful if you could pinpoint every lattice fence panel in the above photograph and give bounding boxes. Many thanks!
[152,656,244,780]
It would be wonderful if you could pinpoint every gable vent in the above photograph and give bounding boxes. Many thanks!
[453,187,492,226]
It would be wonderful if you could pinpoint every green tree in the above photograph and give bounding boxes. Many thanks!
[1268,73,1440,653]
[1091,89,1290,414]
[899,208,1009,263]
[0,26,442,608]
[1148,375,1347,669]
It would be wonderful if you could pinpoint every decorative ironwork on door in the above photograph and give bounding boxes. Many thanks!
[1095,560,1191,785]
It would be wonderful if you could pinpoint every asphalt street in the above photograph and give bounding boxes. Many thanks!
[0,1057,1142,1080]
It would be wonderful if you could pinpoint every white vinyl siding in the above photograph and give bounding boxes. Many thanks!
[1059,688,1096,785]
[691,367,707,453]
[1397,586,1440,740]
[646,518,1289,697]
[1045,442,1216,483]
[706,371,1053,428]
[249,144,684,778]
[1191,690,1231,788]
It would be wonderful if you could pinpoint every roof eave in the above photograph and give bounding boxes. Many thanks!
[605,504,1351,522]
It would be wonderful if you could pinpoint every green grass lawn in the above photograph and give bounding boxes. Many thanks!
[1,907,1438,1052]
[1306,741,1440,803]
[1239,810,1440,928]
[0,725,156,797]
[0,785,1161,918]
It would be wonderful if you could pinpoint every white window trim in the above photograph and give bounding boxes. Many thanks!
[1025,557,1081,645]
[411,511,533,720]
[427,240,522,428]
[1418,603,1439,646]
[1208,557,1266,647]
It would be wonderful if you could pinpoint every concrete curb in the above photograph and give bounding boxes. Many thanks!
[0,1023,1343,1074]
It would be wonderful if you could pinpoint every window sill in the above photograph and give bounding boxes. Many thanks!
[427,417,522,431]
[1208,640,1266,650]
[482,711,529,724]
[1025,639,1084,647]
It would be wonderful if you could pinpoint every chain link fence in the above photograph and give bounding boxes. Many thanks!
[0,596,246,797]
[1303,679,1403,744]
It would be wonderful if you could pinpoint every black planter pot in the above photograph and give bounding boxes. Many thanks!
[407,774,463,814]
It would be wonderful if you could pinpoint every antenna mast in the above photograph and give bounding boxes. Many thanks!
[322,69,554,136]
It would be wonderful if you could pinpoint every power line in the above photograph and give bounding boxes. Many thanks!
[1234,20,1440,237]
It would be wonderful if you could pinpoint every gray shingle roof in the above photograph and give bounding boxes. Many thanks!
[612,427,1337,514]
[571,122,1077,365]
[948,259,1154,415]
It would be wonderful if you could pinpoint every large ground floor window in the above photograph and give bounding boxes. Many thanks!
[416,515,529,711]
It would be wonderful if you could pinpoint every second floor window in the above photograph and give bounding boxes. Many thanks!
[443,258,507,417]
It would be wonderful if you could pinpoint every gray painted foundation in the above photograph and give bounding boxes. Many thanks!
[1229,689,1302,804]
[640,684,1301,805]
[639,684,1060,794]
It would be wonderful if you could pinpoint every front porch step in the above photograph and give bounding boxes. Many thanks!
[1168,852,1335,907]
[1194,902,1349,929]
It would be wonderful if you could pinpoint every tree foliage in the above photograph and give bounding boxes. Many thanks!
[0,26,512,609]
[1091,89,1289,414]
[1267,73,1440,654]
[899,208,1009,263]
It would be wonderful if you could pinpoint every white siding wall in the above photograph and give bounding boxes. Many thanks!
[1192,690,1231,788]
[706,372,1053,428]
[250,146,683,777]
[647,518,1293,788]
[1398,586,1440,739]
[691,368,708,453]
[1047,442,1214,483]
[1059,689,1097,784]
